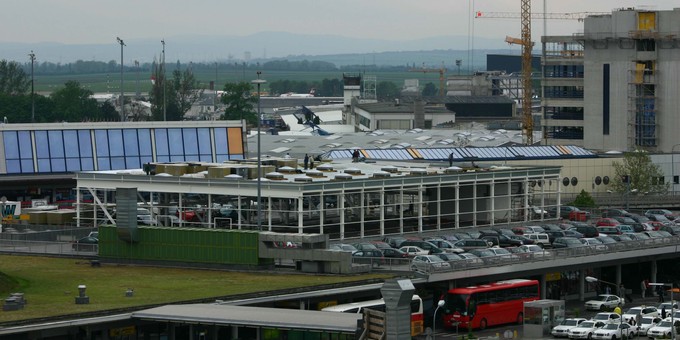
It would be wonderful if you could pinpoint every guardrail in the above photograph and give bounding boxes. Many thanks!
[0,239,98,255]
[350,236,680,275]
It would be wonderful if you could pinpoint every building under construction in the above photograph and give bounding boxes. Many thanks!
[542,7,680,153]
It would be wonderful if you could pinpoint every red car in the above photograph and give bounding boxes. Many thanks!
[595,218,620,227]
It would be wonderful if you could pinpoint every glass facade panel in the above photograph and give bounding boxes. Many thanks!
[214,128,228,159]
[35,131,49,158]
[21,159,34,173]
[6,160,20,173]
[126,156,140,169]
[168,129,184,156]
[66,158,81,171]
[51,158,66,172]
[48,130,65,158]
[78,130,92,158]
[97,157,110,170]
[197,128,211,156]
[81,158,94,171]
[138,129,152,156]
[95,130,109,156]
[37,158,51,172]
[110,157,125,169]
[123,129,140,156]
[155,129,169,158]
[18,131,32,159]
[64,131,80,157]
[183,128,198,156]
[108,129,124,157]
[3,132,19,159]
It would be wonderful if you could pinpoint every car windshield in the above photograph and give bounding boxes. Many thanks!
[602,323,619,330]
[564,238,582,245]
[562,319,581,326]
[579,321,596,328]
[658,320,673,327]
[625,308,641,314]
[594,296,611,302]
[640,318,655,325]
[594,313,612,320]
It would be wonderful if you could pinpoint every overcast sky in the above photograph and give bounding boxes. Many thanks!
[3,0,675,45]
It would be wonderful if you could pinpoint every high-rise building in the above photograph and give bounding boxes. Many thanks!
[542,8,680,153]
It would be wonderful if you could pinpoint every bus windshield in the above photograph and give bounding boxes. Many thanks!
[445,293,469,313]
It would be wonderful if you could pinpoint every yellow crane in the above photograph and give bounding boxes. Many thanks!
[476,8,605,144]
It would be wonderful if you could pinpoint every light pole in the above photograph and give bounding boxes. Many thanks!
[432,299,445,339]
[116,37,125,121]
[134,60,140,99]
[251,72,266,231]
[28,51,35,123]
[161,39,166,121]
[586,276,623,334]
[650,282,675,339]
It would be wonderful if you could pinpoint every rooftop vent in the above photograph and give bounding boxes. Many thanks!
[278,166,297,174]
[334,173,353,181]
[381,166,399,173]
[409,168,428,176]
[444,166,463,174]
[306,170,325,178]
[316,164,334,172]
[265,172,285,180]
[294,176,313,183]
[344,168,362,175]
[224,174,243,180]
[372,171,391,178]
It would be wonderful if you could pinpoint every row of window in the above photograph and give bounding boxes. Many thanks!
[3,127,243,174]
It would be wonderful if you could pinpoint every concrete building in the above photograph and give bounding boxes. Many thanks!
[542,8,680,153]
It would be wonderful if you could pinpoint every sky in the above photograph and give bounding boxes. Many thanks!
[3,0,676,44]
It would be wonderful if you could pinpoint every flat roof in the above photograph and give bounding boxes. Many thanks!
[132,304,362,332]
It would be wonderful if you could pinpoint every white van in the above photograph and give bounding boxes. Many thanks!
[526,233,551,248]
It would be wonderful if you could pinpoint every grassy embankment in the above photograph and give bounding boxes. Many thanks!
[0,255,390,323]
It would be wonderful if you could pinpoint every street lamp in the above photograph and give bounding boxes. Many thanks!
[251,72,266,231]
[649,282,675,339]
[116,37,125,121]
[586,276,623,334]
[161,39,166,121]
[28,51,35,123]
[432,299,445,339]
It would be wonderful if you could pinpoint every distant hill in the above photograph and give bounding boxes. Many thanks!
[2,31,520,70]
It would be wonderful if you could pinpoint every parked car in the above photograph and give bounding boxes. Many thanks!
[508,234,535,245]
[491,228,516,237]
[524,225,547,234]
[617,224,635,233]
[659,224,680,235]
[563,229,585,239]
[601,208,632,218]
[595,218,621,227]
[567,320,607,339]
[647,214,675,227]
[351,250,385,267]
[637,316,662,336]
[399,246,430,257]
[545,230,567,244]
[518,244,551,258]
[551,318,587,338]
[399,240,443,254]
[411,254,451,272]
[382,236,408,248]
[621,306,658,323]
[352,242,378,251]
[645,209,679,221]
[451,239,492,252]
[585,295,625,311]
[580,237,607,251]
[591,322,636,339]
[328,243,358,252]
[548,205,580,219]
[568,224,598,238]
[525,233,551,248]
[380,248,409,258]
[480,234,523,248]
[592,311,623,323]
[369,240,392,250]
[552,237,585,249]
[609,234,633,242]
[647,318,680,339]
[72,236,98,251]
[457,252,484,266]
[596,226,622,235]
[424,238,464,253]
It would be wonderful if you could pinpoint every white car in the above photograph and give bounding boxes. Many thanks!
[637,316,662,336]
[410,255,451,272]
[551,318,587,338]
[568,320,606,339]
[621,306,658,323]
[585,294,625,311]
[518,244,551,258]
[647,318,679,339]
[399,246,429,257]
[592,312,622,324]
[591,322,636,339]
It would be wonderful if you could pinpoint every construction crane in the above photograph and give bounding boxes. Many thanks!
[475,11,608,21]
[408,63,447,97]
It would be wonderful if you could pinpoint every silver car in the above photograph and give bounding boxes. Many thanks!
[410,255,451,272]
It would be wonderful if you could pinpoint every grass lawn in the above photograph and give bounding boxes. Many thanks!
[0,255,391,323]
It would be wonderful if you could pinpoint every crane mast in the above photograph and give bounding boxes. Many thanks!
[521,0,533,145]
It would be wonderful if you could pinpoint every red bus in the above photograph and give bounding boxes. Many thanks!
[441,279,540,330]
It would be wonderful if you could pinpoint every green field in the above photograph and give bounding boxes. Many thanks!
[34,69,445,94]
[0,255,390,323]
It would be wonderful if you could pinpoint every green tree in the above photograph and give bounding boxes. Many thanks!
[422,82,438,96]
[569,189,597,208]
[0,60,30,95]
[50,80,100,122]
[171,67,204,117]
[220,82,257,125]
[376,81,401,101]
[611,150,669,195]
[149,61,203,121]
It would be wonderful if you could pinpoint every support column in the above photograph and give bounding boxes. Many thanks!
[380,188,385,236]
[297,197,304,234]
[399,189,404,233]
[237,196,242,229]
[417,186,423,233]
[436,183,441,230]
[523,178,529,222]
[268,196,272,231]
[76,188,81,228]
[615,264,622,288]
[490,181,495,227]
[339,190,345,240]
[360,189,365,238]
[319,193,325,235]
[651,260,658,284]
[541,273,547,299]
[454,185,460,229]
[579,269,586,302]
[207,194,212,228]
